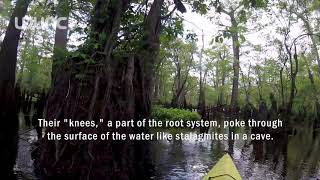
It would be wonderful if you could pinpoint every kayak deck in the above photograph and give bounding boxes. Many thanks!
[202,154,242,180]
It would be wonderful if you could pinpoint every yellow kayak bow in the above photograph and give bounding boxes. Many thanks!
[202,154,242,180]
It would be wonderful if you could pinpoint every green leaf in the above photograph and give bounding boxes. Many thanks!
[215,36,220,43]
[239,10,247,23]
[240,34,246,43]
[219,37,224,43]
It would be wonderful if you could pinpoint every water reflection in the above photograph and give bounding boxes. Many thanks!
[15,112,38,179]
[15,112,320,179]
[151,128,320,180]
[286,128,320,179]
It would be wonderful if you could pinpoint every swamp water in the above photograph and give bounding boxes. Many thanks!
[15,116,320,180]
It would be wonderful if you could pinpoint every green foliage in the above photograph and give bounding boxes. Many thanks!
[188,0,209,15]
[240,0,268,8]
[18,44,52,93]
[28,0,55,18]
[310,0,320,10]
[0,0,13,17]
[204,85,219,105]
[151,106,201,121]
[2,0,319,120]
[163,17,184,40]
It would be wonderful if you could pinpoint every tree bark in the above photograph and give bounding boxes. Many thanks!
[296,13,320,75]
[36,0,165,179]
[198,31,205,114]
[171,66,189,107]
[230,13,240,110]
[217,51,227,105]
[286,45,298,114]
[0,0,31,178]
[171,47,193,107]
[218,71,226,105]
[280,67,285,108]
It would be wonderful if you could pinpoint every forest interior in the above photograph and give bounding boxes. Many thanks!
[0,0,320,179]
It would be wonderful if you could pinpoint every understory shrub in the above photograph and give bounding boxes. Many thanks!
[151,106,201,122]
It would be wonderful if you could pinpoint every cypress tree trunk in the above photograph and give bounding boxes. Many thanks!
[198,32,207,133]
[230,13,240,110]
[37,0,164,179]
[286,46,298,114]
[0,0,31,178]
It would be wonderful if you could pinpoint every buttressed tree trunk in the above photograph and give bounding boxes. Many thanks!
[37,0,165,179]
[0,0,31,178]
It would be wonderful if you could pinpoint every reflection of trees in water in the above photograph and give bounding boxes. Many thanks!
[150,137,186,178]
[250,127,289,178]
[239,128,254,178]
[248,126,320,179]
[286,128,320,179]
[228,127,235,155]
[209,114,225,159]
[151,118,319,179]
[251,140,265,162]
[210,124,224,162]
[265,134,287,174]
[227,115,237,155]
[165,136,186,176]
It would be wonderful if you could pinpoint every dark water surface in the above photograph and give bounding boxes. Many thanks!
[16,115,320,180]
[15,128,37,179]
[150,128,320,180]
